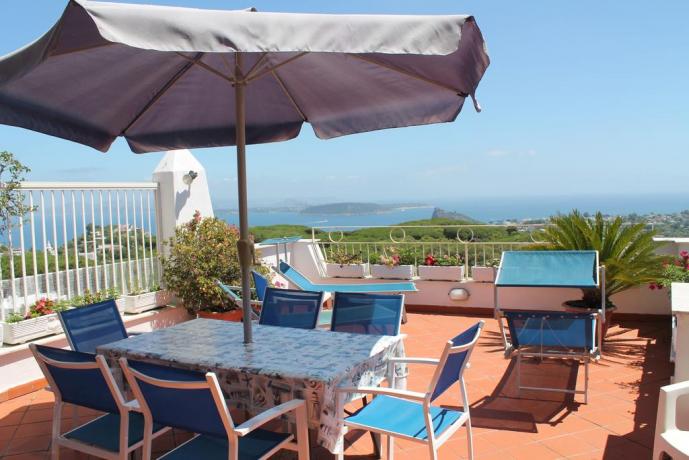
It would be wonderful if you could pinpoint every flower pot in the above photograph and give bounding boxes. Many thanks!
[326,263,369,278]
[2,313,63,345]
[197,309,243,322]
[471,266,496,282]
[370,264,414,280]
[120,290,173,314]
[418,265,465,282]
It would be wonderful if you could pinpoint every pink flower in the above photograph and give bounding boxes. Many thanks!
[649,283,657,290]
[681,250,689,259]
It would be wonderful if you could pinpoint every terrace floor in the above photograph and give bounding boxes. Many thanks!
[0,312,671,459]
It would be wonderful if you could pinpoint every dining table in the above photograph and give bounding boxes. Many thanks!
[97,318,407,453]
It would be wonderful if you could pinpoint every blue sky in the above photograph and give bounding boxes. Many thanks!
[1,0,688,209]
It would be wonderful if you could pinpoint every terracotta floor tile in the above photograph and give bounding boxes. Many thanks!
[4,434,51,455]
[13,420,53,439]
[1,452,50,460]
[0,314,671,460]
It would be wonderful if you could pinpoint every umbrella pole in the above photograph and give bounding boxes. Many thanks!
[234,55,253,343]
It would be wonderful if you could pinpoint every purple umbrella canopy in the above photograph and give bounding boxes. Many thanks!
[0,0,490,341]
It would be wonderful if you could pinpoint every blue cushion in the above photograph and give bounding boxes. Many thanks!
[345,395,463,440]
[159,430,291,460]
[65,412,163,452]
[279,261,416,293]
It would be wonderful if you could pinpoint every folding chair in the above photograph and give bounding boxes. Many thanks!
[259,287,323,329]
[58,299,129,354]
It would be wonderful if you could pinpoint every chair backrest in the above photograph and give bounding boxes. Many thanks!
[251,270,269,302]
[428,321,484,402]
[121,359,231,439]
[58,299,128,354]
[30,344,122,413]
[259,287,323,329]
[503,310,595,351]
[331,292,403,335]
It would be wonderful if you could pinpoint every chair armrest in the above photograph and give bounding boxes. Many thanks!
[127,332,144,337]
[234,399,305,436]
[337,386,426,402]
[657,380,689,432]
[388,357,439,366]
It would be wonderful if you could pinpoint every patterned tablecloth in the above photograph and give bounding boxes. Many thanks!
[97,318,406,453]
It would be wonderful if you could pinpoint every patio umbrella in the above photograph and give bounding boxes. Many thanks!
[0,0,490,342]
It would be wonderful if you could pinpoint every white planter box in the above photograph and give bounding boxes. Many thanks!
[471,266,497,282]
[326,263,369,278]
[2,313,63,345]
[370,264,414,280]
[120,290,172,314]
[418,265,465,282]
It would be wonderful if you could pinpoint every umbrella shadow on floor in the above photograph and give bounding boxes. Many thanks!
[460,357,581,433]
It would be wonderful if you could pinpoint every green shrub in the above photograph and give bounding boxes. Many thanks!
[161,212,242,313]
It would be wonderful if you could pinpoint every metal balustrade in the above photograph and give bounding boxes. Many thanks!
[311,224,548,279]
[0,182,159,320]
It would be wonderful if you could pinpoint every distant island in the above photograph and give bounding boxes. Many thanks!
[431,208,480,223]
[300,202,430,215]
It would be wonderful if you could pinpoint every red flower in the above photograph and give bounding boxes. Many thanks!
[425,254,436,266]
[649,283,657,290]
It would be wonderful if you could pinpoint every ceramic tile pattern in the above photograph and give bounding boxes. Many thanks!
[0,313,671,459]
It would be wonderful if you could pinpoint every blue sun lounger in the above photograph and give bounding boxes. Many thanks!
[278,261,417,294]
[495,250,605,403]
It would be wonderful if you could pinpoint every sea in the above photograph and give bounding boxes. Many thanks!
[216,193,689,228]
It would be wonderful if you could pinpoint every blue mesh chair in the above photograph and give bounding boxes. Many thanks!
[338,321,484,460]
[58,299,128,354]
[331,292,404,336]
[30,344,168,460]
[259,287,324,329]
[251,270,270,302]
[119,358,310,460]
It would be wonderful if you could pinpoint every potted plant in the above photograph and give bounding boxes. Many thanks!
[471,258,500,282]
[652,250,689,362]
[543,210,663,337]
[161,211,243,321]
[326,250,368,278]
[2,298,69,345]
[418,253,465,281]
[370,246,415,280]
[119,284,172,314]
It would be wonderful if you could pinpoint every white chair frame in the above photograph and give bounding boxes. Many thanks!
[337,321,484,460]
[653,380,689,460]
[30,344,169,460]
[120,358,311,460]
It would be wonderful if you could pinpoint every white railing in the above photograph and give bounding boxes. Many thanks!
[312,224,548,278]
[0,182,159,320]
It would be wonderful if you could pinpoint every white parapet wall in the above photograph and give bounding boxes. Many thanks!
[258,238,672,316]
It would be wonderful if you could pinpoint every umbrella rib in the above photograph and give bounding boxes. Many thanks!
[347,54,469,97]
[120,52,204,135]
[271,69,307,122]
[244,52,269,80]
[176,52,237,85]
[245,52,308,84]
